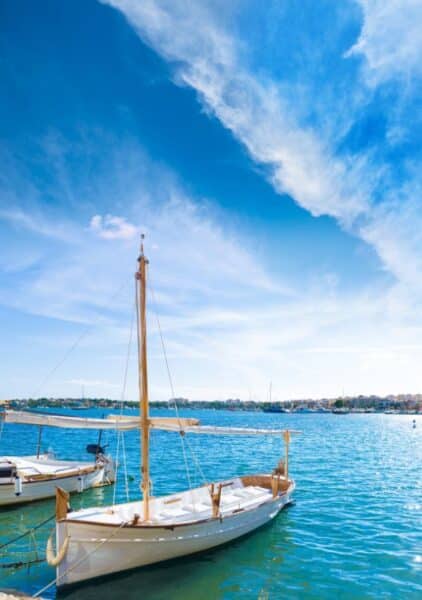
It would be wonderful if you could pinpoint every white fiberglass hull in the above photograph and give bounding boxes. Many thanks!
[56,476,294,587]
[0,455,114,507]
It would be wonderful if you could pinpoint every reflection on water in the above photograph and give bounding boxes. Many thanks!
[0,410,421,599]
[59,516,293,600]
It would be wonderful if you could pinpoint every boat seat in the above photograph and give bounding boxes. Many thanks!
[182,503,209,513]
[247,486,269,497]
[232,489,251,499]
[158,507,190,519]
[220,493,239,506]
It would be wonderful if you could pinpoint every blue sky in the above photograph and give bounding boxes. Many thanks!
[1,0,421,401]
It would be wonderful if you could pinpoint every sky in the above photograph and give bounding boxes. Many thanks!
[0,0,421,402]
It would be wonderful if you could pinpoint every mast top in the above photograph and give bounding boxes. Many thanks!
[137,233,148,275]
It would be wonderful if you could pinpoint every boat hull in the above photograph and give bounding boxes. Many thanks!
[0,464,113,507]
[57,485,293,587]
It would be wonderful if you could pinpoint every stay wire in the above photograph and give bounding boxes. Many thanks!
[147,279,192,488]
[30,279,130,398]
[148,277,207,487]
[113,299,135,506]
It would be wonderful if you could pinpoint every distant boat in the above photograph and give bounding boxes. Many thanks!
[47,239,300,588]
[332,408,350,415]
[0,411,131,506]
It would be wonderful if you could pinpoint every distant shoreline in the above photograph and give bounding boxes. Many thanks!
[2,395,421,415]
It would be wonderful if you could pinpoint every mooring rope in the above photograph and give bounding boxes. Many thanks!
[32,520,128,598]
[0,514,55,551]
[1,557,45,570]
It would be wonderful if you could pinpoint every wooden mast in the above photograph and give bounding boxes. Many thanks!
[283,430,290,480]
[136,234,150,521]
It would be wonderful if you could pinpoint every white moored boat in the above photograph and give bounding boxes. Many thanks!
[46,237,300,589]
[0,454,112,507]
[0,411,143,507]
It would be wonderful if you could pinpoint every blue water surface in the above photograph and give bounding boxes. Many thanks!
[0,409,421,599]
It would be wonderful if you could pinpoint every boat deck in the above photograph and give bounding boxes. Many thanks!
[2,455,97,479]
[67,477,276,526]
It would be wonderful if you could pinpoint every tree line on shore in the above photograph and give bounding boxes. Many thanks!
[3,394,421,413]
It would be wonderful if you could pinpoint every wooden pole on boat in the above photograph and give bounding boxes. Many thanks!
[283,430,290,480]
[136,235,150,521]
[36,425,43,458]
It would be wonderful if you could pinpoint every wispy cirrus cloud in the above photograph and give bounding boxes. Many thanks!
[0,207,77,243]
[104,0,370,224]
[0,135,286,326]
[2,136,421,400]
[104,0,422,301]
[349,0,422,85]
[2,1,422,401]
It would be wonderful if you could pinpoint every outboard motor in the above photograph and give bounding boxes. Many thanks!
[86,443,106,456]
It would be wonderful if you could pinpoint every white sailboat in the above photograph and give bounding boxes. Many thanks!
[0,411,126,506]
[45,239,299,588]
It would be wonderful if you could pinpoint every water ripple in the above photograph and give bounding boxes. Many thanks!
[0,411,421,598]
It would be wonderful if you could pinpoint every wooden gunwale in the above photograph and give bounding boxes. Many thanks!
[0,464,100,486]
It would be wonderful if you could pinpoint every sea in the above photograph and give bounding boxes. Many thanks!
[0,409,421,599]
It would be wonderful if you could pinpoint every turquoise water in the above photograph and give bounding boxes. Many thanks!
[0,410,421,599]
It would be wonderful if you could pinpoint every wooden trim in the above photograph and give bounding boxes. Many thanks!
[0,465,100,486]
[24,465,98,482]
[241,474,290,492]
[56,487,70,520]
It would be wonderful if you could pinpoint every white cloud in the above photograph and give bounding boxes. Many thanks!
[89,214,139,240]
[0,134,288,327]
[360,179,422,293]
[2,3,422,400]
[103,0,371,225]
[3,178,422,400]
[349,0,422,85]
[103,0,422,300]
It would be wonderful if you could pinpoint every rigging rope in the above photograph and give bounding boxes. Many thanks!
[148,278,207,488]
[148,280,192,491]
[121,429,130,501]
[30,279,129,398]
[113,300,135,506]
